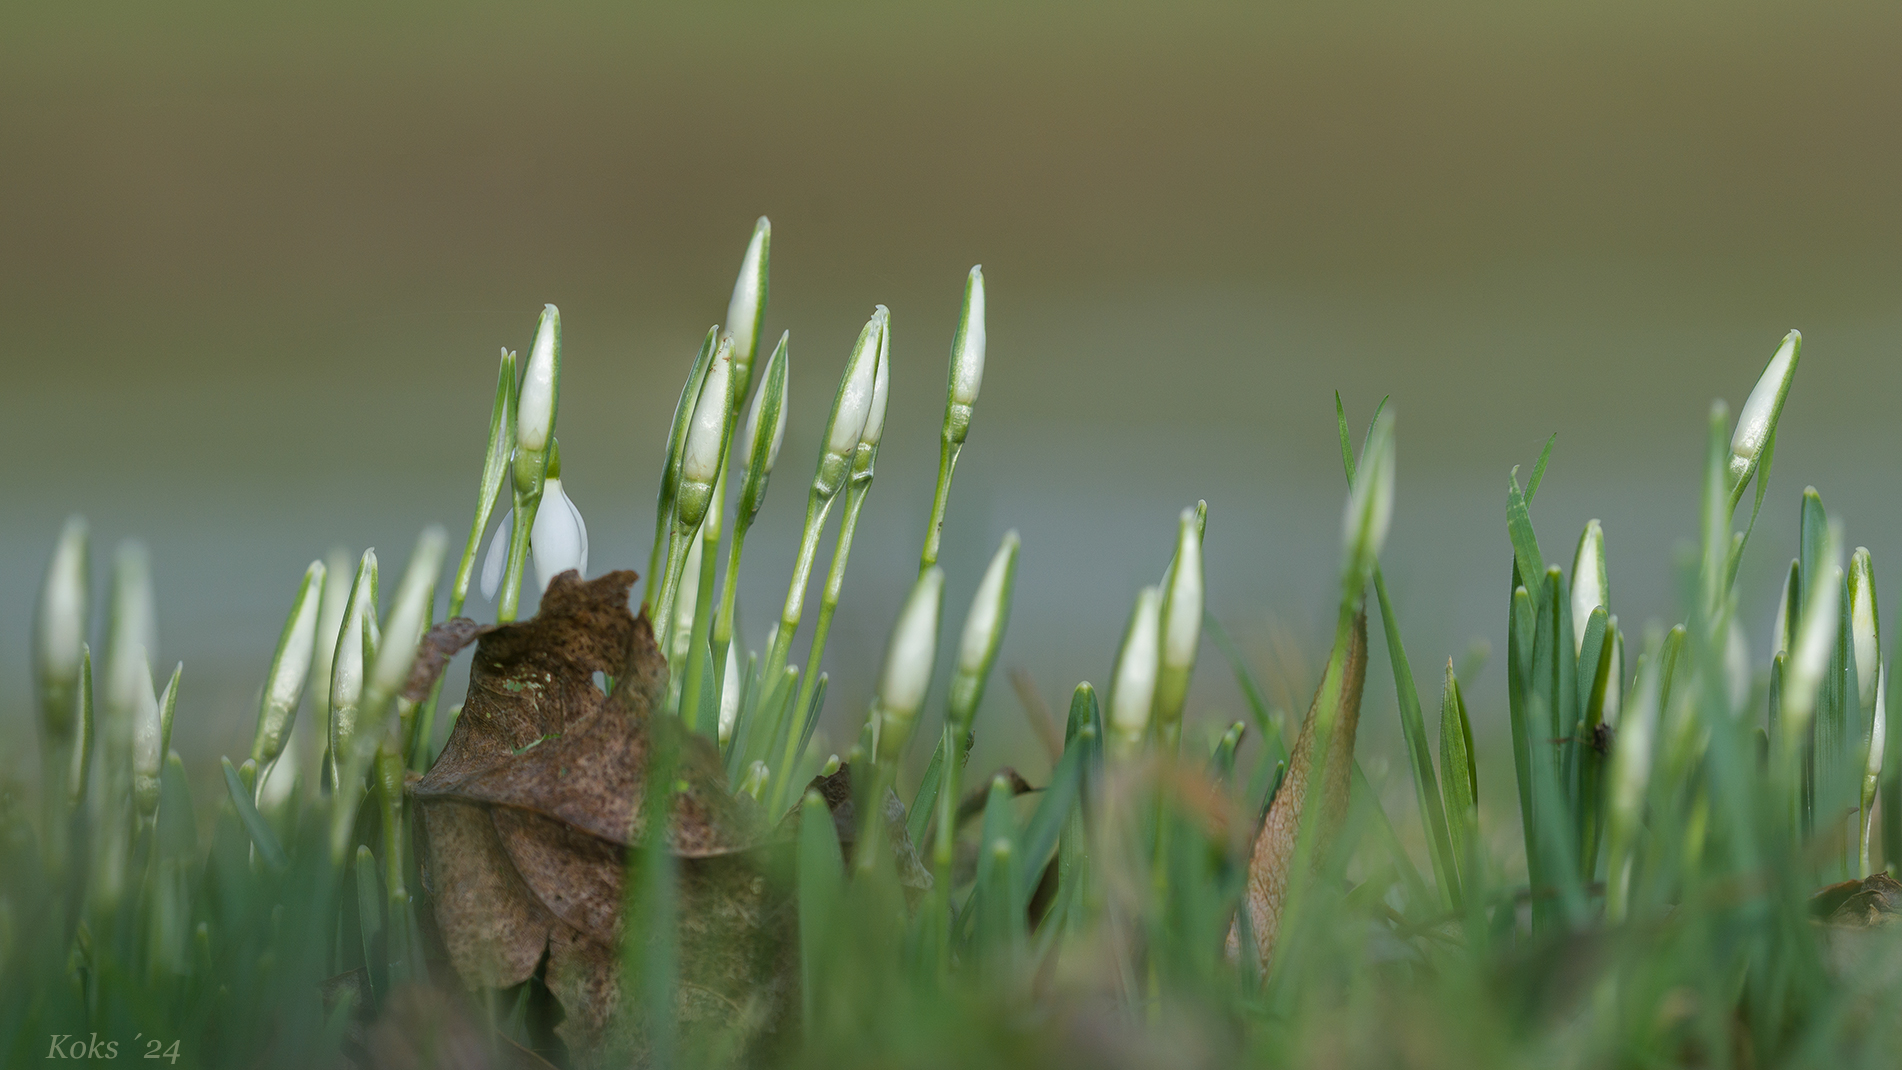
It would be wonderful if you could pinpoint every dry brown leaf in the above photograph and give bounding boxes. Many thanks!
[1229,608,1368,969]
[405,571,786,1066]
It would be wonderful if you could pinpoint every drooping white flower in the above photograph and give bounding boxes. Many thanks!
[482,477,590,599]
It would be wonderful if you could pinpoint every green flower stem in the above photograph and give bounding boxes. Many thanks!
[496,480,544,624]
[677,473,726,730]
[708,500,754,733]
[449,349,518,620]
[760,489,840,701]
[919,440,961,574]
[779,478,871,790]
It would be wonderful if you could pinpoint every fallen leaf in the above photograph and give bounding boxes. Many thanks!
[406,571,784,1065]
[1230,608,1368,969]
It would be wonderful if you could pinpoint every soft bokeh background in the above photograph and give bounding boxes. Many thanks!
[4,2,1900,823]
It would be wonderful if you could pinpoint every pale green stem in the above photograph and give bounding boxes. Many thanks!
[496,485,542,624]
[678,473,727,729]
[760,490,838,693]
[779,478,871,787]
[919,440,961,574]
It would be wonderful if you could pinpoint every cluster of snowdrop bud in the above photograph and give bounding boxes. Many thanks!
[872,567,945,766]
[853,309,892,483]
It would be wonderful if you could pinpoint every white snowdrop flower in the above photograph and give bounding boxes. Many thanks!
[531,477,589,592]
[1727,330,1799,491]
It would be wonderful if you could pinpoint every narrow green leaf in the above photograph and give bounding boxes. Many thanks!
[1439,661,1478,882]
[221,756,287,870]
[1525,432,1557,504]
[354,844,383,991]
[1373,570,1459,908]
[1506,470,1546,618]
[1205,610,1286,765]
[1016,744,1083,903]
[796,789,843,1029]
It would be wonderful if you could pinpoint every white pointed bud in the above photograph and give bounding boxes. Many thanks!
[1868,663,1888,783]
[859,310,891,453]
[1109,586,1164,756]
[251,560,326,766]
[131,650,162,817]
[1849,547,1879,716]
[740,337,789,477]
[670,537,703,667]
[677,338,735,530]
[874,567,945,764]
[1783,525,1843,752]
[328,550,377,771]
[944,266,985,445]
[947,532,1021,731]
[718,638,742,746]
[103,541,157,757]
[517,304,561,454]
[1571,520,1608,654]
[259,727,300,813]
[817,311,884,497]
[35,515,89,736]
[1341,411,1395,593]
[1728,330,1799,491]
[364,528,447,738]
[1724,617,1751,715]
[1163,510,1204,674]
[723,217,770,400]
[530,477,590,592]
[311,548,352,721]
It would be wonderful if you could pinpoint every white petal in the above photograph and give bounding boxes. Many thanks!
[531,479,587,592]
[480,514,511,601]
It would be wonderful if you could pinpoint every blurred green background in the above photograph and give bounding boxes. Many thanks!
[4,1,1899,807]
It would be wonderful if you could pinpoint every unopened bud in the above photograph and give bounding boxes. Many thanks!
[1728,330,1800,492]
[1572,519,1608,654]
[1850,547,1879,717]
[35,516,89,738]
[873,567,945,764]
[1109,586,1163,757]
[944,266,985,444]
[947,532,1020,733]
[816,310,884,498]
[677,338,735,530]
[517,305,561,454]
[251,559,326,766]
[722,217,771,402]
[1341,411,1395,594]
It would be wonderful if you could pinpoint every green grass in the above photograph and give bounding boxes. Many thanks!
[4,232,1898,1069]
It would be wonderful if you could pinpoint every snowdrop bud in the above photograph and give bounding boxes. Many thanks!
[103,541,157,754]
[1109,586,1164,757]
[1727,330,1800,492]
[1572,520,1608,654]
[944,266,985,445]
[1867,664,1887,782]
[1341,410,1395,594]
[251,560,326,766]
[328,550,378,773]
[947,532,1021,732]
[816,310,884,498]
[1162,510,1205,674]
[517,304,561,454]
[857,311,891,460]
[737,334,790,528]
[718,638,742,746]
[363,528,447,740]
[670,538,703,667]
[35,515,89,738]
[131,651,162,817]
[531,476,590,592]
[1849,547,1879,716]
[311,548,351,725]
[1783,525,1843,752]
[1724,617,1751,715]
[874,567,945,765]
[722,217,770,403]
[677,338,735,530]
[1604,620,1624,725]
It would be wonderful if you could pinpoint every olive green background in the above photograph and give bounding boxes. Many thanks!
[4,2,1899,795]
